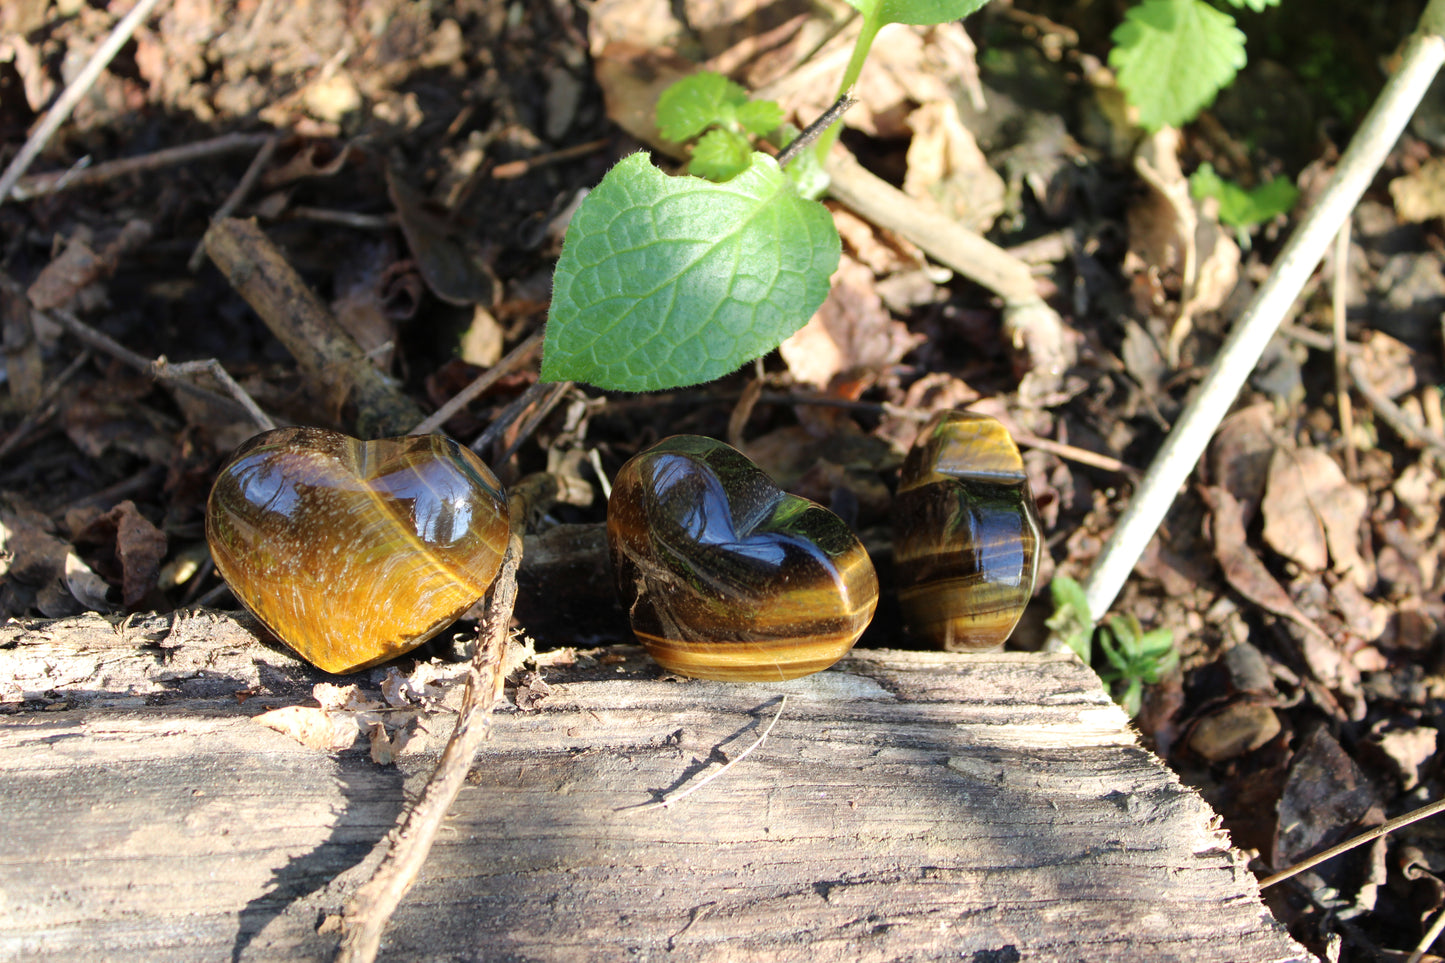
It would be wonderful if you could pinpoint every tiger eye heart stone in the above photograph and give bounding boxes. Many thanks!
[206,427,510,674]
[607,435,878,682]
[893,411,1041,652]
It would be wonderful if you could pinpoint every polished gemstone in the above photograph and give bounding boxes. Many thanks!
[206,427,510,673]
[894,412,1041,651]
[608,435,878,681]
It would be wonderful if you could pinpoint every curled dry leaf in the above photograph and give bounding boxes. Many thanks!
[254,705,359,752]
[778,255,921,389]
[1261,447,1367,585]
[1389,155,1445,223]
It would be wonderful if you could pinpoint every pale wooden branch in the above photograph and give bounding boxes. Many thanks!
[1081,0,1445,622]
[0,0,171,204]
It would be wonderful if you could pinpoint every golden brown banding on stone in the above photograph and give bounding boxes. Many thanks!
[893,412,1041,652]
[206,427,510,673]
[608,435,878,682]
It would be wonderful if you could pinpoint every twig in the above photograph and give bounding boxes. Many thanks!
[409,330,544,435]
[1080,2,1445,622]
[1259,796,1445,890]
[776,94,856,169]
[0,350,91,461]
[1408,905,1445,963]
[637,696,787,812]
[496,381,572,465]
[490,138,612,179]
[0,276,258,418]
[285,207,396,230]
[1331,224,1359,480]
[203,217,426,436]
[470,380,569,457]
[6,132,277,202]
[0,0,171,204]
[1348,357,1445,461]
[335,534,523,963]
[187,135,280,272]
[153,358,276,431]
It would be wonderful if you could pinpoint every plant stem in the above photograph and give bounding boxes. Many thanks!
[812,13,882,163]
[1080,0,1445,622]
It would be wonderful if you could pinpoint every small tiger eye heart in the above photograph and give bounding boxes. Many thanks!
[894,412,1042,652]
[607,435,878,682]
[206,427,510,674]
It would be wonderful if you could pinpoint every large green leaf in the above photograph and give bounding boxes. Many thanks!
[542,152,840,392]
[1109,0,1246,131]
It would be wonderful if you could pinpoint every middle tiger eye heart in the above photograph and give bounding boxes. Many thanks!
[206,427,511,674]
[607,435,879,682]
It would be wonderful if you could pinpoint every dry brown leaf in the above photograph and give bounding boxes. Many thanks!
[368,722,398,765]
[1209,403,1277,523]
[779,255,921,388]
[254,706,359,752]
[1261,448,1330,572]
[1390,156,1445,223]
[72,501,168,610]
[1188,702,1280,762]
[903,99,1005,234]
[1373,726,1438,791]
[1203,486,1334,649]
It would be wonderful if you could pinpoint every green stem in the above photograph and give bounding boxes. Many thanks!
[812,12,883,163]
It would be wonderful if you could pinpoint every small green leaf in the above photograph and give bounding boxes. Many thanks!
[1190,163,1299,228]
[1046,575,1094,661]
[656,72,749,143]
[688,128,753,182]
[736,99,784,138]
[542,152,841,392]
[1109,0,1246,131]
[842,0,990,27]
[1219,0,1278,10]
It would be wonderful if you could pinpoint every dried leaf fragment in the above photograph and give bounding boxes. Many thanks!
[255,705,359,752]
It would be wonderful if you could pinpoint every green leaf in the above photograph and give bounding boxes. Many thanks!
[542,152,841,392]
[1219,0,1278,10]
[656,72,749,143]
[841,0,990,27]
[736,99,784,138]
[688,128,753,182]
[1046,575,1094,661]
[1190,162,1299,228]
[1109,0,1246,131]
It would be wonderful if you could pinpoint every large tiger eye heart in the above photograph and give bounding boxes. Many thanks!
[893,412,1042,652]
[206,427,510,674]
[607,435,878,682]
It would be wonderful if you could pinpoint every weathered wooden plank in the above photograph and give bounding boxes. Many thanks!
[0,613,1308,962]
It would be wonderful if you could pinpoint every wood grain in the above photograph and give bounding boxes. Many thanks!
[0,611,1308,962]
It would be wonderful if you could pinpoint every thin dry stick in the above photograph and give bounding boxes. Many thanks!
[1080,0,1445,622]
[153,358,276,431]
[1259,796,1445,890]
[7,132,276,202]
[409,329,545,435]
[0,0,170,204]
[334,534,523,963]
[0,350,91,461]
[470,380,566,456]
[1331,223,1359,480]
[187,135,280,272]
[496,381,572,465]
[1408,905,1445,963]
[27,300,255,415]
[1348,357,1445,461]
[637,696,788,812]
[490,138,611,179]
